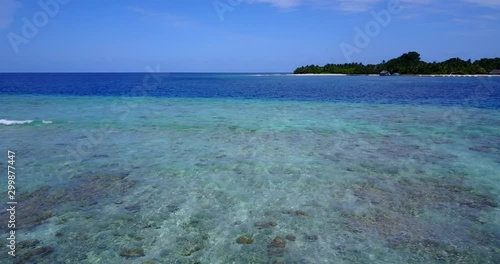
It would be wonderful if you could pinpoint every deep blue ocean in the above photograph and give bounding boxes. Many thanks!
[1,73,500,108]
[0,73,499,263]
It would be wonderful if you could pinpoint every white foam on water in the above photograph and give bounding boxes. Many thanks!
[42,120,53,124]
[0,119,34,125]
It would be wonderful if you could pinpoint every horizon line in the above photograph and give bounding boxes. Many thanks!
[0,71,293,74]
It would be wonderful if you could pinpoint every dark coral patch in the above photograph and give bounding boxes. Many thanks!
[469,146,499,154]
[0,172,136,231]
[337,175,499,262]
[15,246,54,264]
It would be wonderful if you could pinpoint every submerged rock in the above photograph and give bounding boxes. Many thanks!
[267,236,286,256]
[254,221,277,229]
[236,236,254,244]
[125,204,141,213]
[282,209,310,217]
[285,235,296,241]
[166,204,180,213]
[181,242,205,256]
[305,235,319,242]
[119,248,145,258]
[269,236,286,248]
[177,234,207,256]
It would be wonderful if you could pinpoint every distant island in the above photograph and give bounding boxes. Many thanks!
[293,52,500,75]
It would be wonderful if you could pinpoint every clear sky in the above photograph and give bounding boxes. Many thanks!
[0,0,499,72]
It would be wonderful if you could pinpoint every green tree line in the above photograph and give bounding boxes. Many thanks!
[293,52,500,75]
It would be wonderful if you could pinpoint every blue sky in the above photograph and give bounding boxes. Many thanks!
[0,0,499,72]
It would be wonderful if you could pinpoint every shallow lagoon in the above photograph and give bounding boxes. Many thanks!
[0,94,499,263]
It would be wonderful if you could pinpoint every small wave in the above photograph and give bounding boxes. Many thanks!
[42,120,53,124]
[0,119,34,125]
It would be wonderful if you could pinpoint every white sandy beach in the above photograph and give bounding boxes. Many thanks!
[282,74,500,77]
[416,74,500,77]
[252,73,500,77]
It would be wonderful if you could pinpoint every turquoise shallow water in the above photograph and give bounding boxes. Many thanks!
[0,95,499,263]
